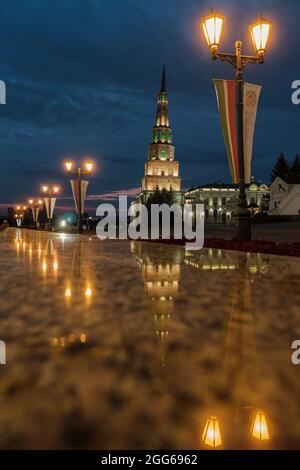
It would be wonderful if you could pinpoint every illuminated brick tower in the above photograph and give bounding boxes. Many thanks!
[138,65,182,204]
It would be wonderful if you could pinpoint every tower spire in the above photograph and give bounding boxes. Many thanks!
[155,64,169,128]
[160,63,167,92]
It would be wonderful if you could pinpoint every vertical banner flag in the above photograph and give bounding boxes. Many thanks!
[71,180,89,214]
[70,180,79,214]
[32,207,40,223]
[213,80,239,183]
[214,80,262,184]
[44,198,56,219]
[243,82,262,184]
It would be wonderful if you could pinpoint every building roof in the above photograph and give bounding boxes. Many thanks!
[270,175,300,188]
[185,180,269,193]
[185,182,237,193]
[202,182,238,189]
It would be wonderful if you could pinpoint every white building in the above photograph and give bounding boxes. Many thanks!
[269,176,300,216]
[185,181,269,224]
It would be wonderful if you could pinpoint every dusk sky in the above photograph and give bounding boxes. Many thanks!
[0,0,299,213]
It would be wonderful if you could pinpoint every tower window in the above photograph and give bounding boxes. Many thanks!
[161,130,165,142]
[154,130,158,143]
[161,150,166,159]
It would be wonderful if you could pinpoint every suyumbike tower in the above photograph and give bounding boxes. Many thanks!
[138,65,182,204]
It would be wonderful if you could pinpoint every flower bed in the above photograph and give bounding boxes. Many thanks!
[204,238,300,257]
[138,237,300,257]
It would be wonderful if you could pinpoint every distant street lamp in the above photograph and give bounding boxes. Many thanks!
[64,160,94,233]
[28,199,43,229]
[201,11,271,240]
[15,205,27,227]
[42,185,60,230]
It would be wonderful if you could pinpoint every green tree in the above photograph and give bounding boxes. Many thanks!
[288,154,300,183]
[145,187,178,238]
[146,186,177,209]
[271,153,290,182]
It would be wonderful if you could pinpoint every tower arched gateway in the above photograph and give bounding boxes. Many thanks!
[138,65,182,204]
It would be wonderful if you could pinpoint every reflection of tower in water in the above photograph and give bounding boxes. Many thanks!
[131,241,182,367]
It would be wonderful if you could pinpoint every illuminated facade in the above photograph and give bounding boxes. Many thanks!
[137,65,182,204]
[185,181,269,224]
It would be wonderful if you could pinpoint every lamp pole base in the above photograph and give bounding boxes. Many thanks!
[234,186,252,240]
[77,217,83,234]
[235,210,251,240]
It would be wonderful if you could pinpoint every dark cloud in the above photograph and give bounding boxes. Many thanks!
[0,0,299,211]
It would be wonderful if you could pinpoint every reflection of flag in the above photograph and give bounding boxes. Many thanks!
[45,238,55,256]
[214,80,239,183]
[243,83,262,184]
[71,180,89,214]
[44,198,56,219]
[214,79,262,184]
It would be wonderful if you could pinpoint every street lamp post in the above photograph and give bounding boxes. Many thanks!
[64,160,94,233]
[42,185,59,230]
[201,12,272,240]
[28,199,43,229]
[15,205,27,227]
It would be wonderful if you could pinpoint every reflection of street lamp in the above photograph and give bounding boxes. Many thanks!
[64,160,94,233]
[251,411,270,441]
[201,11,271,240]
[15,205,27,227]
[28,199,43,229]
[42,185,59,230]
[201,410,269,448]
